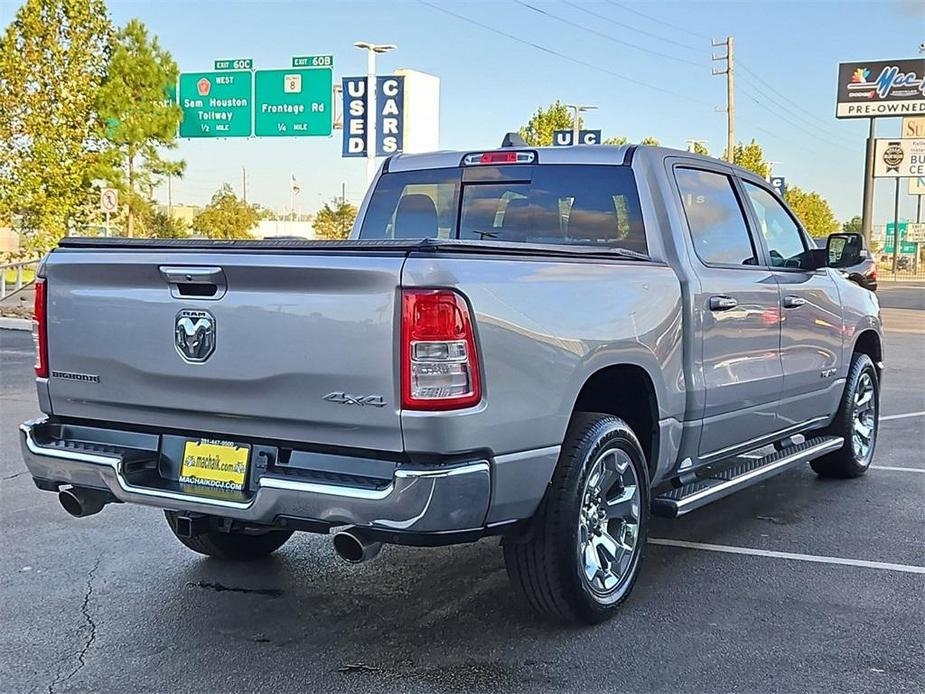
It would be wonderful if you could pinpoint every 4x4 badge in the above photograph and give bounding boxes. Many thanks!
[323,392,387,407]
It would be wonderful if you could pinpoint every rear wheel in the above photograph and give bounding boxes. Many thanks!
[165,511,293,560]
[811,352,879,478]
[503,414,649,624]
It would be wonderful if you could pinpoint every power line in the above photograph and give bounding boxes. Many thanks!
[736,76,841,146]
[737,60,837,135]
[559,0,703,53]
[513,0,703,67]
[416,0,714,107]
[604,0,713,41]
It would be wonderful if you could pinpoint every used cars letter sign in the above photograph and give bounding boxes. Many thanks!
[836,58,925,119]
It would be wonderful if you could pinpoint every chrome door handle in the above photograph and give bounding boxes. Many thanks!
[782,295,806,308]
[709,296,738,311]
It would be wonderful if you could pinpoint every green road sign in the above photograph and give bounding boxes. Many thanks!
[215,58,252,70]
[254,68,332,137]
[885,222,919,255]
[292,54,333,68]
[179,71,252,138]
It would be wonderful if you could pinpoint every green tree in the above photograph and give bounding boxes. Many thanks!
[690,142,710,156]
[518,100,577,146]
[192,184,257,239]
[313,198,357,240]
[96,18,183,237]
[728,139,770,178]
[639,136,660,146]
[0,0,112,253]
[842,215,862,234]
[784,185,839,239]
[603,136,628,145]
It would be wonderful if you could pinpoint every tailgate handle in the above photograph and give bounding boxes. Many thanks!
[159,266,226,300]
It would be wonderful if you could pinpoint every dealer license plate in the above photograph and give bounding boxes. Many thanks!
[180,439,251,491]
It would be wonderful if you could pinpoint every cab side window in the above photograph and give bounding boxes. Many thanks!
[742,182,808,268]
[675,168,758,266]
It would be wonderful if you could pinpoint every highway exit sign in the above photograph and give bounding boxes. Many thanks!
[215,58,253,70]
[292,55,333,68]
[178,71,252,138]
[254,68,332,137]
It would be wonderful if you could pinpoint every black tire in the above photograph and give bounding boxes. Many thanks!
[503,413,650,625]
[811,352,879,478]
[165,511,293,560]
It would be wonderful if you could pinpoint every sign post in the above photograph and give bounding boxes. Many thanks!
[100,188,118,237]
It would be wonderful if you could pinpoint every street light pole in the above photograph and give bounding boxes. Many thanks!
[565,104,597,145]
[354,41,397,186]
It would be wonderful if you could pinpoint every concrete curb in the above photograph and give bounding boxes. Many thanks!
[0,317,31,331]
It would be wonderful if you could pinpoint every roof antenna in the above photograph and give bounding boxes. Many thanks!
[501,132,527,148]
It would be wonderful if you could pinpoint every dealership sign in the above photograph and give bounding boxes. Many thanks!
[552,129,602,146]
[342,75,405,157]
[872,138,925,177]
[835,59,925,119]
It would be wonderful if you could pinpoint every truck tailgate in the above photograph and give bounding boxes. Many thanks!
[42,248,404,452]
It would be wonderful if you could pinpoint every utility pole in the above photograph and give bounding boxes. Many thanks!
[354,41,397,186]
[565,104,597,144]
[712,36,735,164]
[167,174,173,217]
[861,119,876,246]
[242,167,247,204]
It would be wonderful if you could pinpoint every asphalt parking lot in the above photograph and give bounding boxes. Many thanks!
[1,284,922,694]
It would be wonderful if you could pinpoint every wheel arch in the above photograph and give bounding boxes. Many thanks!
[570,364,660,476]
[852,329,882,379]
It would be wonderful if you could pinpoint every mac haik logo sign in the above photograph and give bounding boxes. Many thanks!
[836,58,925,118]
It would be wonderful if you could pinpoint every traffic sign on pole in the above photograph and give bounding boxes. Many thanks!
[178,71,253,138]
[254,68,333,136]
[99,188,118,214]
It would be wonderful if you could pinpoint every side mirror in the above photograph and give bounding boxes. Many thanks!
[826,232,863,268]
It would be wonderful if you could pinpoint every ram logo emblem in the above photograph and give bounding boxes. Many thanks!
[175,309,216,363]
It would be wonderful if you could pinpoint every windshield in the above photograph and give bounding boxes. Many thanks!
[358,164,647,254]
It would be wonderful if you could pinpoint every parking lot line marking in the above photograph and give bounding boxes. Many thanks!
[872,465,925,473]
[648,538,925,574]
[881,411,925,421]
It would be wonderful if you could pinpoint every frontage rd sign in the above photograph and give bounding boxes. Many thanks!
[872,138,925,177]
[254,67,333,137]
[836,59,925,119]
[179,71,252,138]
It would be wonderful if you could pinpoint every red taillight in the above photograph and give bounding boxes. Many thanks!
[33,278,48,378]
[401,289,481,410]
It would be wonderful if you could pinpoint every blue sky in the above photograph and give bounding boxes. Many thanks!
[4,0,924,223]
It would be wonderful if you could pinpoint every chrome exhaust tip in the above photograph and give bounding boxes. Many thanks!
[58,487,111,518]
[332,528,382,563]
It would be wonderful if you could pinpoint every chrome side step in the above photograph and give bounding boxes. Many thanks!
[652,436,844,519]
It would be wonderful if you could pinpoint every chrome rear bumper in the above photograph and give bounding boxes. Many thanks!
[19,419,491,534]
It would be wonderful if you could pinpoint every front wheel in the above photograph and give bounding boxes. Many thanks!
[503,414,649,624]
[811,352,879,478]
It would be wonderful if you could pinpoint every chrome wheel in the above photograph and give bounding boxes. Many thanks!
[852,371,876,462]
[577,448,641,599]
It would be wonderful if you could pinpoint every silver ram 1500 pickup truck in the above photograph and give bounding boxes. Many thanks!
[20,144,882,624]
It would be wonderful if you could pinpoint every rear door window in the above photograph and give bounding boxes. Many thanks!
[675,168,758,267]
[358,168,459,240]
[458,165,646,253]
[359,164,646,254]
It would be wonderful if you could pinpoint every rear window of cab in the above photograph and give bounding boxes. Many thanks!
[358,164,647,254]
